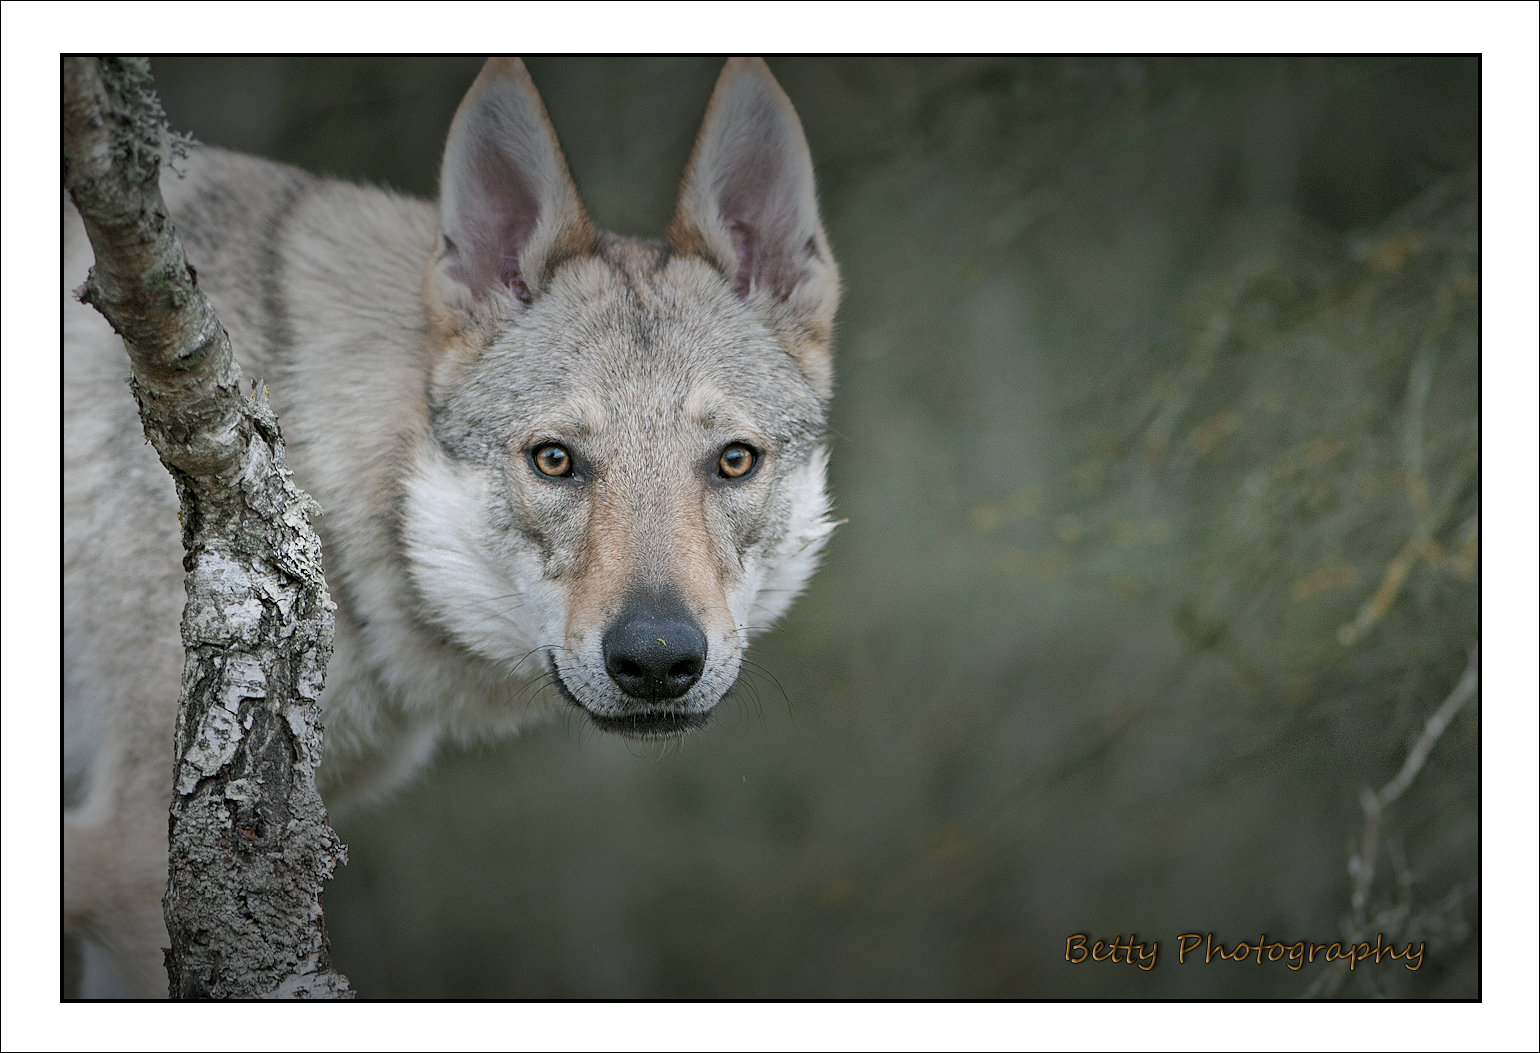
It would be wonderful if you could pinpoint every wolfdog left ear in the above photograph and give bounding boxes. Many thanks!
[669,58,840,394]
[430,58,595,316]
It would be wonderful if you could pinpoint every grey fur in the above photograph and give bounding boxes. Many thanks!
[64,57,839,996]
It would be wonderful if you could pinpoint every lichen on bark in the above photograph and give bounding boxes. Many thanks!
[63,56,351,999]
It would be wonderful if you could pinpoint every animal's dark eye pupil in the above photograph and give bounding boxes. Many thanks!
[534,444,571,477]
[719,444,754,478]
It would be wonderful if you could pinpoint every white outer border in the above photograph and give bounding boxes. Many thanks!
[6,5,1534,1049]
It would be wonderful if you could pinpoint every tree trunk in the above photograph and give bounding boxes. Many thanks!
[61,56,351,999]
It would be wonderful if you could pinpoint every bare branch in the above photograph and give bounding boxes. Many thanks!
[1374,647,1478,812]
[1305,645,1478,998]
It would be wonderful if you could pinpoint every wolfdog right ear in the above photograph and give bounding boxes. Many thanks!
[429,58,595,317]
[669,58,840,396]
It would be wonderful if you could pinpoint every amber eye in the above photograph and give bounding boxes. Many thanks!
[717,443,756,479]
[532,443,572,478]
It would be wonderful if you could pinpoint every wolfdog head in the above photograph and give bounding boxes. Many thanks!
[403,58,839,738]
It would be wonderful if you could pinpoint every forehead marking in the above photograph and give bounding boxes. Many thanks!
[542,392,608,435]
[683,382,727,426]
[683,382,758,439]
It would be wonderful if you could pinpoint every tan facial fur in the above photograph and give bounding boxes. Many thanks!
[403,59,839,736]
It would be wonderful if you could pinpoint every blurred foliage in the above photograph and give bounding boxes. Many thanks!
[133,57,1477,998]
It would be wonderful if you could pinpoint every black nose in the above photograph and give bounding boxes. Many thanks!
[602,598,708,701]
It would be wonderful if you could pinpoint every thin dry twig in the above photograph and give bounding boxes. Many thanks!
[1304,645,1478,998]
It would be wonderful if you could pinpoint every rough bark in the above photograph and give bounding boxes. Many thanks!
[62,56,351,999]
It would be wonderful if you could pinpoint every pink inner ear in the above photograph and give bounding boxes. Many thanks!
[724,214,801,305]
[447,139,541,303]
[719,156,802,304]
[727,221,757,299]
[496,244,532,304]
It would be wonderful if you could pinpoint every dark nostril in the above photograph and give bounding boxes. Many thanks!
[602,597,708,701]
[669,658,701,679]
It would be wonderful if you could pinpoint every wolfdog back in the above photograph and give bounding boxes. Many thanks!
[64,57,839,997]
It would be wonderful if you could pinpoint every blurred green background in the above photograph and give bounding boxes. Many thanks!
[142,56,1478,998]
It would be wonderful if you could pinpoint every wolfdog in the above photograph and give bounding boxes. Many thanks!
[64,57,839,996]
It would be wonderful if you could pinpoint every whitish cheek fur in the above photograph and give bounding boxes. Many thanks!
[739,446,836,632]
[400,449,561,664]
